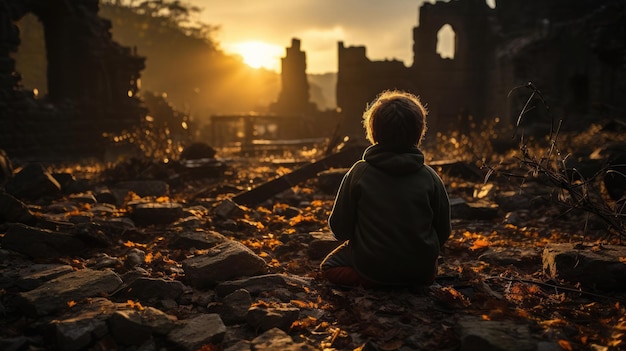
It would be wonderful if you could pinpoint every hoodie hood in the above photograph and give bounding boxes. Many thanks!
[363,144,425,176]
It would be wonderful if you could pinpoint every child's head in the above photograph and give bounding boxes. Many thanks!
[363,90,428,147]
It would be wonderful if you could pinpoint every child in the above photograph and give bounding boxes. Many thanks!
[320,90,451,288]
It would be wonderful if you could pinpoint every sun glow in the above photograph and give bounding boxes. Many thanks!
[225,41,283,71]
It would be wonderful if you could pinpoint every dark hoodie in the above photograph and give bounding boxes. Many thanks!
[328,144,451,285]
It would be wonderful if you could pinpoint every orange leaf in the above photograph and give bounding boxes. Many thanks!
[619,257,626,264]
[470,239,490,250]
[558,339,573,351]
[67,300,77,308]
[290,299,311,308]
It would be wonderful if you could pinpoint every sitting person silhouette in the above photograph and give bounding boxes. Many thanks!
[320,90,451,288]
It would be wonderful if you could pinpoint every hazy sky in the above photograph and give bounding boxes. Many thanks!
[189,0,436,74]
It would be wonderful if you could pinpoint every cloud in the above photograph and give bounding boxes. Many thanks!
[194,0,433,72]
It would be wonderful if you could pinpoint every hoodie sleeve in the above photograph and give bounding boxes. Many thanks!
[328,163,364,241]
[427,166,452,247]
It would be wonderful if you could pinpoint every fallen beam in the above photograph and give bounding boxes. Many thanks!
[233,145,365,207]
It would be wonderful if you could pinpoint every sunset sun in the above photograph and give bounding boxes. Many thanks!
[226,41,283,71]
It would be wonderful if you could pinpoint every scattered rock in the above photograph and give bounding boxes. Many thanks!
[543,243,626,291]
[108,307,176,345]
[317,168,348,194]
[215,273,312,297]
[430,160,484,181]
[219,289,252,325]
[451,199,500,220]
[0,192,35,224]
[478,247,540,267]
[5,163,61,200]
[183,240,267,289]
[51,315,109,351]
[307,231,341,259]
[1,223,87,260]
[246,305,300,332]
[180,142,217,160]
[167,314,226,351]
[49,299,112,351]
[215,199,247,219]
[456,316,538,351]
[115,277,188,302]
[14,264,75,291]
[131,202,184,226]
[114,180,170,198]
[169,230,228,250]
[17,269,123,316]
[250,328,317,351]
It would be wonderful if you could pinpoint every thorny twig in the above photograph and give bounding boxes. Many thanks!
[492,83,626,238]
[484,276,626,302]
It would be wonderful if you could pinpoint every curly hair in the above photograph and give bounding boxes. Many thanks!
[363,90,428,147]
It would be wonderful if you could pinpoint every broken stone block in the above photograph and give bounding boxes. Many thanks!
[0,192,35,224]
[131,202,184,226]
[114,277,187,302]
[114,180,169,197]
[15,264,74,291]
[307,231,341,259]
[180,142,217,160]
[183,240,267,289]
[250,328,317,351]
[17,269,123,316]
[451,199,500,220]
[456,316,538,351]
[108,307,176,346]
[246,305,300,332]
[220,289,252,325]
[94,189,118,206]
[169,230,228,250]
[494,191,533,212]
[317,168,348,194]
[215,273,312,297]
[430,160,484,181]
[5,163,61,200]
[478,247,541,267]
[167,314,226,351]
[51,314,108,351]
[1,223,87,260]
[543,243,626,291]
[224,340,251,351]
[215,198,247,219]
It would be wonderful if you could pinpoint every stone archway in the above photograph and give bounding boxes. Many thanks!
[0,0,146,158]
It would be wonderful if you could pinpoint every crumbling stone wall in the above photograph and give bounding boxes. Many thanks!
[336,0,626,139]
[0,0,145,159]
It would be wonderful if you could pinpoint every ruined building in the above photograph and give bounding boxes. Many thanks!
[270,38,317,116]
[337,0,626,138]
[0,0,146,158]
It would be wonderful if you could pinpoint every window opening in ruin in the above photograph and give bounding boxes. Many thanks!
[436,24,456,59]
[11,14,47,97]
[485,0,496,9]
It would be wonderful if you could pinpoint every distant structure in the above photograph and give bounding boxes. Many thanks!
[337,0,626,139]
[0,0,146,158]
[270,38,317,116]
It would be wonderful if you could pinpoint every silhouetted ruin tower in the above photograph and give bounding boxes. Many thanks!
[271,38,316,116]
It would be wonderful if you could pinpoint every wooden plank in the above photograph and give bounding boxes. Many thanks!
[233,145,365,206]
